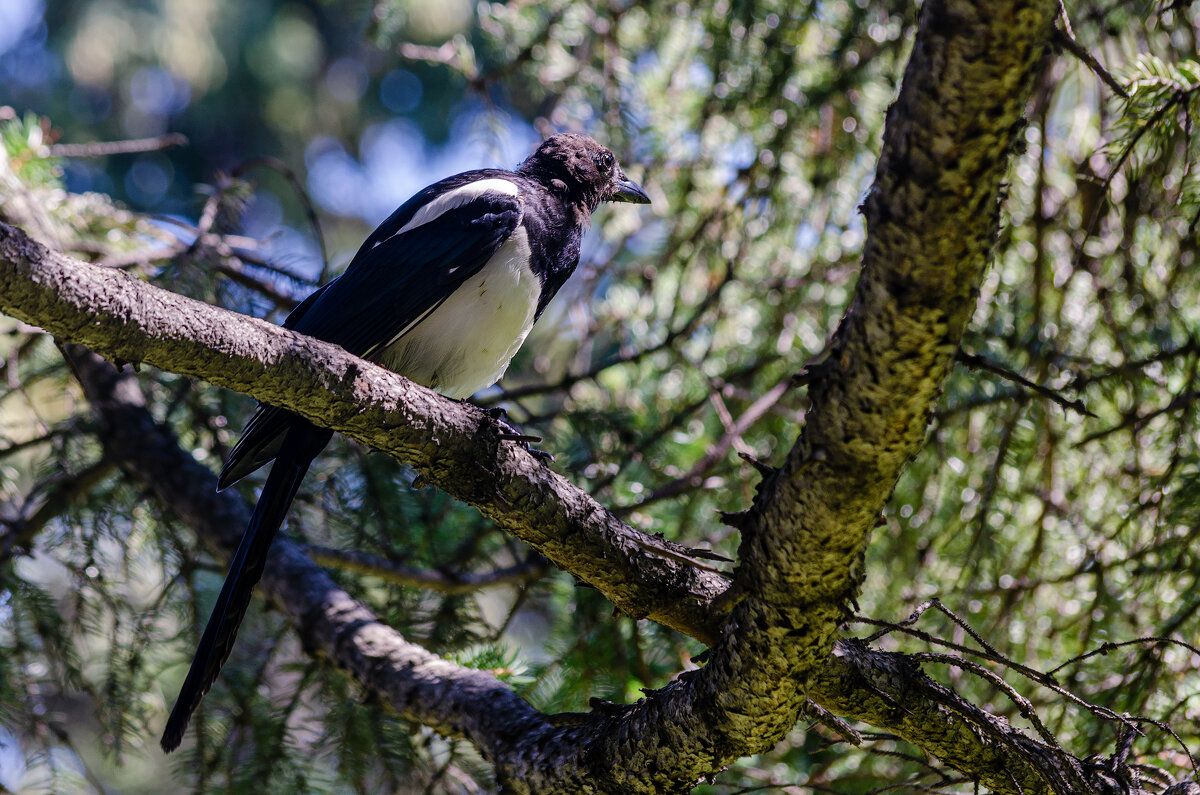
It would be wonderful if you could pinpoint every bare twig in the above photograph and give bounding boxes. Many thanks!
[1051,16,1128,99]
[48,133,189,158]
[614,372,796,516]
[1076,390,1200,446]
[232,156,329,284]
[909,651,1062,749]
[956,350,1095,417]
[1048,636,1200,676]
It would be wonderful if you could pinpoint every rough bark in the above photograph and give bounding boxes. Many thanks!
[1,0,1155,792]
[518,0,1068,789]
[815,642,1124,794]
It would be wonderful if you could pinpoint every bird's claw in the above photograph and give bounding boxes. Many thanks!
[527,447,556,464]
[487,408,554,462]
[496,432,556,463]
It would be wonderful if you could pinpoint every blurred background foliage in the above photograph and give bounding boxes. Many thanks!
[1,0,1199,792]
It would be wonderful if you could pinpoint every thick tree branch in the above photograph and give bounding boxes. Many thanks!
[655,0,1065,790]
[814,643,1117,794]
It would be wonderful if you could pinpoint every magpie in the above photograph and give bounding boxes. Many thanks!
[160,133,649,751]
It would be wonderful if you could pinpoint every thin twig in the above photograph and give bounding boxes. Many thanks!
[956,350,1095,417]
[232,156,329,284]
[614,372,797,516]
[1051,20,1128,99]
[1076,390,1200,447]
[1075,98,1176,265]
[1048,636,1200,676]
[856,613,1147,741]
[48,133,189,158]
[909,651,1061,748]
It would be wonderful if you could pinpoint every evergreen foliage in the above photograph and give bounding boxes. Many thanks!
[1,0,1199,791]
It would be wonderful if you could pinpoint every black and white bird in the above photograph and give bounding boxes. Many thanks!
[161,133,649,752]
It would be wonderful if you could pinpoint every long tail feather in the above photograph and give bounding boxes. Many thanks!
[161,424,330,752]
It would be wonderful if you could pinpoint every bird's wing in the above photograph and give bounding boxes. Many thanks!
[217,179,524,490]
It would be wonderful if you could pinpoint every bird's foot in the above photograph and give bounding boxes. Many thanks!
[499,432,555,463]
[485,407,555,463]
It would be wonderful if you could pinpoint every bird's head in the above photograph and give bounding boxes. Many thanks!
[518,133,650,213]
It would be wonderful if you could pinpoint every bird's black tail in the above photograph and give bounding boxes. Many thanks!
[161,424,330,752]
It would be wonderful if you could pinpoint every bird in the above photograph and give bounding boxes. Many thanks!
[160,133,649,752]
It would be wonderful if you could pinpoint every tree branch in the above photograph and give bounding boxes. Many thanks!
[692,0,1066,787]
[303,544,548,594]
[814,643,1115,794]
[0,218,731,645]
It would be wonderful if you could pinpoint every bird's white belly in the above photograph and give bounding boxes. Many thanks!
[375,229,540,399]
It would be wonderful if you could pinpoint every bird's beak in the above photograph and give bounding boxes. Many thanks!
[608,172,651,204]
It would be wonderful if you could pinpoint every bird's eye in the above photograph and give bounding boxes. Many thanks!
[595,151,614,173]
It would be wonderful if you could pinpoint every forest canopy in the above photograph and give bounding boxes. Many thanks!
[2,0,1200,793]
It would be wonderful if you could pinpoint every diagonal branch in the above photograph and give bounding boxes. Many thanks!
[680,0,1066,788]
[0,218,731,644]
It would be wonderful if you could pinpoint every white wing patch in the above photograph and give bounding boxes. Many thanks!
[392,178,520,238]
[373,227,540,399]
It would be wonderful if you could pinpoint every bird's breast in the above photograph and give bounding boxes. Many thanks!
[374,227,541,399]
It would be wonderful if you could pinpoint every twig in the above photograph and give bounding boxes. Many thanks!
[0,459,117,562]
[48,133,188,158]
[232,156,329,284]
[804,698,863,746]
[855,610,1148,742]
[1076,390,1200,446]
[1075,98,1176,265]
[613,372,796,516]
[1048,636,1200,676]
[1051,16,1128,99]
[956,350,1095,417]
[909,651,1061,749]
[860,599,1048,685]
